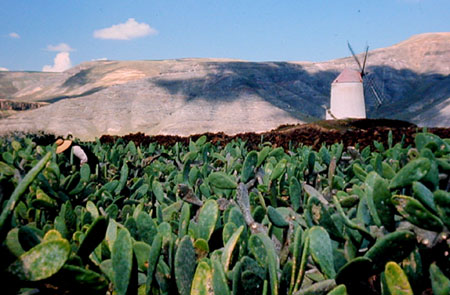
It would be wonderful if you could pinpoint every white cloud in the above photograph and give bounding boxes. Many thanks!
[46,43,75,52]
[9,32,20,39]
[0,67,9,71]
[42,52,72,72]
[93,18,157,40]
[92,57,108,61]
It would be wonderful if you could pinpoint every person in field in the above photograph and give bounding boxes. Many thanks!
[55,138,99,172]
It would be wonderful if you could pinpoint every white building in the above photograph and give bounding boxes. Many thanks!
[326,68,366,119]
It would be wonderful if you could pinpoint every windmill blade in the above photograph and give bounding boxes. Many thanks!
[361,45,369,76]
[347,41,363,72]
[365,75,384,107]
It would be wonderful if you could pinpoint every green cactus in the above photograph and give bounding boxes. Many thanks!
[43,229,63,241]
[85,201,99,219]
[308,226,336,279]
[105,218,118,251]
[291,227,309,294]
[384,261,413,295]
[208,172,237,189]
[112,228,133,295]
[212,258,231,295]
[352,163,367,182]
[364,231,416,273]
[389,157,431,189]
[268,206,289,228]
[415,132,449,155]
[115,162,129,195]
[289,177,302,211]
[268,146,285,159]
[326,284,347,295]
[391,195,443,231]
[18,225,42,251]
[194,238,210,259]
[372,174,395,230]
[189,166,200,186]
[175,235,196,295]
[222,222,238,245]
[191,261,214,295]
[252,233,279,295]
[0,160,15,175]
[257,146,271,167]
[33,187,57,209]
[152,180,164,203]
[6,228,25,257]
[248,233,268,268]
[0,151,52,232]
[157,221,172,247]
[241,151,258,183]
[429,263,450,295]
[433,190,450,228]
[381,162,396,179]
[221,225,244,273]
[364,172,383,226]
[51,264,108,292]
[231,261,242,295]
[294,279,336,295]
[136,211,158,245]
[271,159,287,181]
[198,199,219,241]
[99,259,112,281]
[8,238,70,281]
[0,130,448,294]
[77,216,108,262]
[178,202,191,239]
[146,233,162,293]
[412,181,437,213]
[133,241,151,271]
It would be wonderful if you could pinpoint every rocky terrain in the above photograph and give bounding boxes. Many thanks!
[0,32,449,140]
[0,99,48,119]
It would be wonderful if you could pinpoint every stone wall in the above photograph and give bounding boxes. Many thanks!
[0,99,48,111]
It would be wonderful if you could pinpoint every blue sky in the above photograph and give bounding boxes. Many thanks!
[0,0,449,72]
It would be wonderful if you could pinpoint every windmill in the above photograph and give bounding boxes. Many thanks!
[326,42,384,120]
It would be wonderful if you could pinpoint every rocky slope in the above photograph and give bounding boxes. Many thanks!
[0,32,448,140]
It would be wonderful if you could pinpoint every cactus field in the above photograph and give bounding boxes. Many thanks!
[0,126,449,294]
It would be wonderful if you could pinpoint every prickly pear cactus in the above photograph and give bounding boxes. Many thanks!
[364,231,416,273]
[197,199,219,241]
[429,263,450,295]
[8,239,70,281]
[384,261,413,295]
[191,261,214,295]
[112,228,133,295]
[208,172,237,189]
[0,130,448,294]
[308,226,336,279]
[175,236,196,295]
[389,158,431,189]
[391,195,443,231]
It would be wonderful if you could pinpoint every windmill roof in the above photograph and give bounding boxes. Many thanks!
[333,68,362,83]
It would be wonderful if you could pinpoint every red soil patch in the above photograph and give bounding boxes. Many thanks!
[100,119,450,150]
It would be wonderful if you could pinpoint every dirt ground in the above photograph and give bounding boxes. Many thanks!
[99,119,450,150]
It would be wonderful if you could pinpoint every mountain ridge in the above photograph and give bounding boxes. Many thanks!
[0,32,449,140]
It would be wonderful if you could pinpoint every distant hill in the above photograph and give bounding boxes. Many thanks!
[0,32,449,140]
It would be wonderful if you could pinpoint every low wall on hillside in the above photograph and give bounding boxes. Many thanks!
[0,99,48,111]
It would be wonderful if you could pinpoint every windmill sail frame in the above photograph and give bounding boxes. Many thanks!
[347,41,385,108]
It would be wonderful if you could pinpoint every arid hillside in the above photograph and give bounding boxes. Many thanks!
[0,32,449,140]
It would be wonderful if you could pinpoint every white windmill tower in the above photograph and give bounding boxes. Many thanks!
[326,43,383,120]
